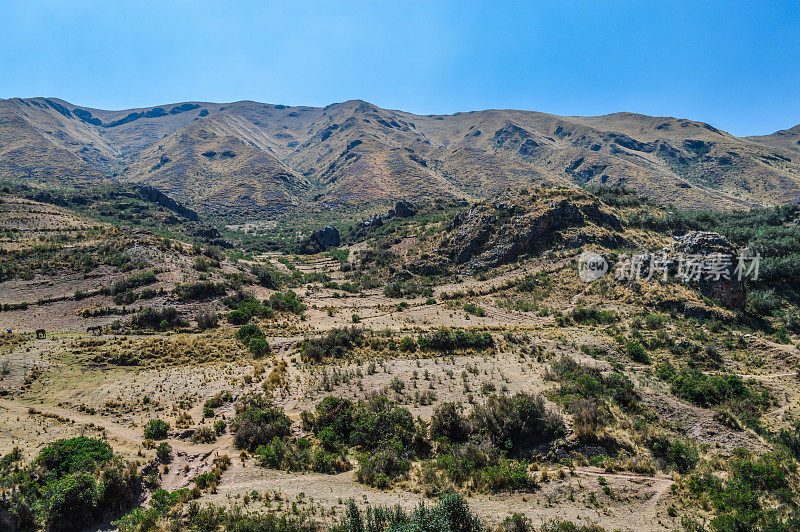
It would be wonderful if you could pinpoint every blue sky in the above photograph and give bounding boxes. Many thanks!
[0,0,797,136]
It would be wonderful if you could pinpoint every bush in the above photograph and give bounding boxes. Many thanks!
[625,340,650,364]
[301,326,364,362]
[110,270,157,295]
[269,290,305,314]
[251,264,283,289]
[248,337,272,358]
[470,392,564,454]
[227,309,251,325]
[143,419,170,440]
[36,437,113,477]
[232,404,292,451]
[131,307,186,331]
[430,402,469,443]
[338,492,483,532]
[571,398,603,442]
[196,310,218,330]
[548,355,639,409]
[417,327,493,351]
[236,323,264,344]
[668,368,748,407]
[17,438,141,532]
[310,396,416,453]
[648,435,698,473]
[570,307,618,325]
[463,303,486,317]
[172,281,226,301]
[356,448,410,488]
[748,288,781,316]
[156,442,172,463]
[192,426,217,444]
[45,472,98,531]
[399,336,417,353]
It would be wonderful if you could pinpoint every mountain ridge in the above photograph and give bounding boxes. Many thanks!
[2,96,799,216]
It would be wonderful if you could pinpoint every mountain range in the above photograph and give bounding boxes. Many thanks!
[2,96,799,217]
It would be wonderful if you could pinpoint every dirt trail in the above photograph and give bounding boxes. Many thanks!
[0,398,228,455]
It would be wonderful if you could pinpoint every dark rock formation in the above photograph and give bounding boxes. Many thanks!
[312,225,341,249]
[137,185,199,221]
[437,192,623,272]
[299,225,341,254]
[350,201,418,240]
[671,231,746,310]
[393,200,417,218]
[408,190,625,275]
[26,191,68,207]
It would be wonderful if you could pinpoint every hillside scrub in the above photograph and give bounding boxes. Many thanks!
[417,327,493,352]
[301,326,365,362]
[0,437,142,531]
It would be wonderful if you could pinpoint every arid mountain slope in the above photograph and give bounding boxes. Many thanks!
[1,97,799,215]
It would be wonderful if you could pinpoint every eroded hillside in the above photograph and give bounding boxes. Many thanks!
[2,97,800,217]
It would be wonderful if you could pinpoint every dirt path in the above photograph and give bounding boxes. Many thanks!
[0,397,229,455]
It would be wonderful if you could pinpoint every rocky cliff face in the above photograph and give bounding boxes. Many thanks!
[409,188,625,274]
[671,231,746,310]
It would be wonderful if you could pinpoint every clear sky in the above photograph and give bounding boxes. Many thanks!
[0,0,797,136]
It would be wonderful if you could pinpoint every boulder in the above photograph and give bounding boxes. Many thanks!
[394,200,417,218]
[671,231,745,310]
[311,225,340,249]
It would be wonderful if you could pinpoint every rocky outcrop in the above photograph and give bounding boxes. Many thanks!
[409,189,624,274]
[312,226,341,249]
[26,191,68,207]
[137,185,199,221]
[350,201,419,240]
[392,200,417,218]
[671,231,746,310]
[298,225,341,254]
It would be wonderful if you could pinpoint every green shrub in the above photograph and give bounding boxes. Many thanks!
[45,472,97,531]
[269,290,305,314]
[248,337,272,358]
[227,309,251,325]
[748,288,781,315]
[463,303,486,317]
[470,392,564,454]
[172,281,226,301]
[301,326,364,362]
[143,419,170,440]
[156,442,172,463]
[232,404,292,451]
[131,307,186,330]
[430,402,469,443]
[399,336,417,353]
[337,492,482,532]
[548,355,639,409]
[36,437,113,477]
[236,323,264,344]
[570,306,618,325]
[648,435,698,473]
[309,396,416,454]
[356,448,410,488]
[110,270,157,295]
[625,340,650,364]
[418,327,493,351]
[251,264,283,289]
